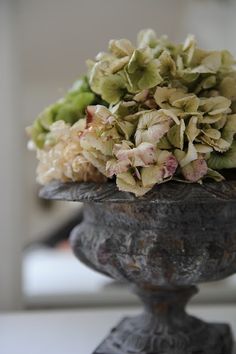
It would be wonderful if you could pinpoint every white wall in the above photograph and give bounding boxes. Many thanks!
[0,0,236,311]
[184,0,236,56]
[0,0,23,311]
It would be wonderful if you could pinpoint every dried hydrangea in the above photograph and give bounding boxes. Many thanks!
[34,120,106,185]
[27,29,236,196]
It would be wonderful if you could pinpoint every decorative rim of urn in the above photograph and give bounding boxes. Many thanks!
[40,179,236,203]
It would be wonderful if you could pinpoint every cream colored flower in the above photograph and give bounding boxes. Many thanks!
[36,120,105,185]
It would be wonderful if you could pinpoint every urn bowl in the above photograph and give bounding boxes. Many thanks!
[40,180,236,354]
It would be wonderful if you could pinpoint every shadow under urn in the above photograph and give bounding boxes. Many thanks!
[40,179,236,354]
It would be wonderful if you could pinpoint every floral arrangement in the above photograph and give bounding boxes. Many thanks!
[27,29,236,196]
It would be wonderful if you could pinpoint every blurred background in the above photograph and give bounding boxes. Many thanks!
[1,0,236,312]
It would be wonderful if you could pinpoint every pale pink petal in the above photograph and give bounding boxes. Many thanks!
[182,158,208,182]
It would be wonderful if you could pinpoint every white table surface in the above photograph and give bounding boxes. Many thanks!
[23,249,236,308]
[0,305,236,354]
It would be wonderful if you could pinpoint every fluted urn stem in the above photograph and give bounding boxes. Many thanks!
[134,285,197,318]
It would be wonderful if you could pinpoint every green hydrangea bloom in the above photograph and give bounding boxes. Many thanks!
[27,76,97,148]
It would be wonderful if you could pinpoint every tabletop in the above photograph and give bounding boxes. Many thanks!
[0,305,236,354]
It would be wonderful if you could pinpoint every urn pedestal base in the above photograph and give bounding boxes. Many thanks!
[94,318,232,354]
[94,286,233,354]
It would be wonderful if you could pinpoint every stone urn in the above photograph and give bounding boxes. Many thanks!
[40,179,236,354]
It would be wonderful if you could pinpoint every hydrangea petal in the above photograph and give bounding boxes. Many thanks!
[156,136,172,149]
[88,61,109,94]
[198,114,224,124]
[157,150,178,177]
[213,115,227,130]
[157,50,176,77]
[106,158,130,177]
[201,52,222,72]
[116,171,151,197]
[194,144,213,153]
[135,110,171,145]
[219,76,236,101]
[128,48,152,73]
[100,74,126,104]
[186,116,200,142]
[158,109,180,125]
[82,149,107,175]
[154,87,185,109]
[178,69,199,83]
[109,39,135,57]
[221,114,236,144]
[116,120,135,140]
[137,29,157,48]
[172,95,199,112]
[195,76,217,94]
[80,131,113,156]
[181,158,208,182]
[199,96,231,116]
[138,60,163,89]
[202,128,221,140]
[93,105,116,124]
[178,141,198,167]
[114,141,156,168]
[221,50,236,67]
[183,34,196,65]
[141,165,164,187]
[167,119,185,149]
[111,100,138,117]
[200,135,231,152]
[110,56,130,73]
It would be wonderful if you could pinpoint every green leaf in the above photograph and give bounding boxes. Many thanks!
[208,141,236,169]
[205,168,225,182]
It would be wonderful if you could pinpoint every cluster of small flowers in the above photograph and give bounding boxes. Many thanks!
[35,120,105,185]
[28,29,236,196]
